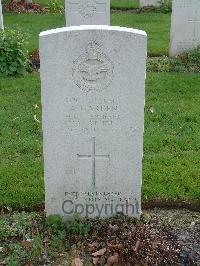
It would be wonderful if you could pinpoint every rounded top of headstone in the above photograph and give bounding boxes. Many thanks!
[39,25,147,38]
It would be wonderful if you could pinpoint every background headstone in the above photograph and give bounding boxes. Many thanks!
[66,0,110,26]
[170,0,200,56]
[140,0,161,7]
[0,0,4,30]
[40,25,147,219]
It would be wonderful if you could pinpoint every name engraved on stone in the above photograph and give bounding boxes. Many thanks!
[65,97,122,133]
[77,137,110,186]
[72,40,114,92]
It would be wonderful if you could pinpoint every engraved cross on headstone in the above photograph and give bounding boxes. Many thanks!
[68,0,107,18]
[77,137,109,186]
[188,10,200,39]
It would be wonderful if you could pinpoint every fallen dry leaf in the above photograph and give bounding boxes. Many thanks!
[133,239,140,252]
[149,106,154,113]
[108,224,119,231]
[88,241,99,252]
[92,248,106,257]
[107,243,123,249]
[25,262,33,266]
[34,104,40,109]
[105,253,119,266]
[21,240,33,249]
[34,114,40,123]
[71,257,83,266]
[88,241,99,248]
[92,256,99,265]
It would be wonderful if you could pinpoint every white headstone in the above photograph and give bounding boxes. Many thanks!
[0,0,4,30]
[66,0,110,26]
[40,25,147,219]
[170,0,200,56]
[140,0,161,7]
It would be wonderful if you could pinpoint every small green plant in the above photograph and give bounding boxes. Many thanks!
[159,0,172,13]
[66,216,91,236]
[7,243,31,266]
[48,232,67,259]
[108,213,138,225]
[47,0,64,13]
[0,29,29,77]
[0,219,17,240]
[147,47,200,73]
[147,56,184,73]
[31,235,43,258]
[46,214,65,233]
[12,211,40,238]
[2,0,9,6]
[180,47,200,65]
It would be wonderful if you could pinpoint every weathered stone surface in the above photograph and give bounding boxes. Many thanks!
[140,0,161,7]
[66,0,110,26]
[170,0,200,56]
[40,25,147,219]
[0,0,3,30]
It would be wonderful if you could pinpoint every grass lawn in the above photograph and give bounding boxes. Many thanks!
[4,13,65,52]
[0,73,199,208]
[111,13,170,55]
[4,12,170,55]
